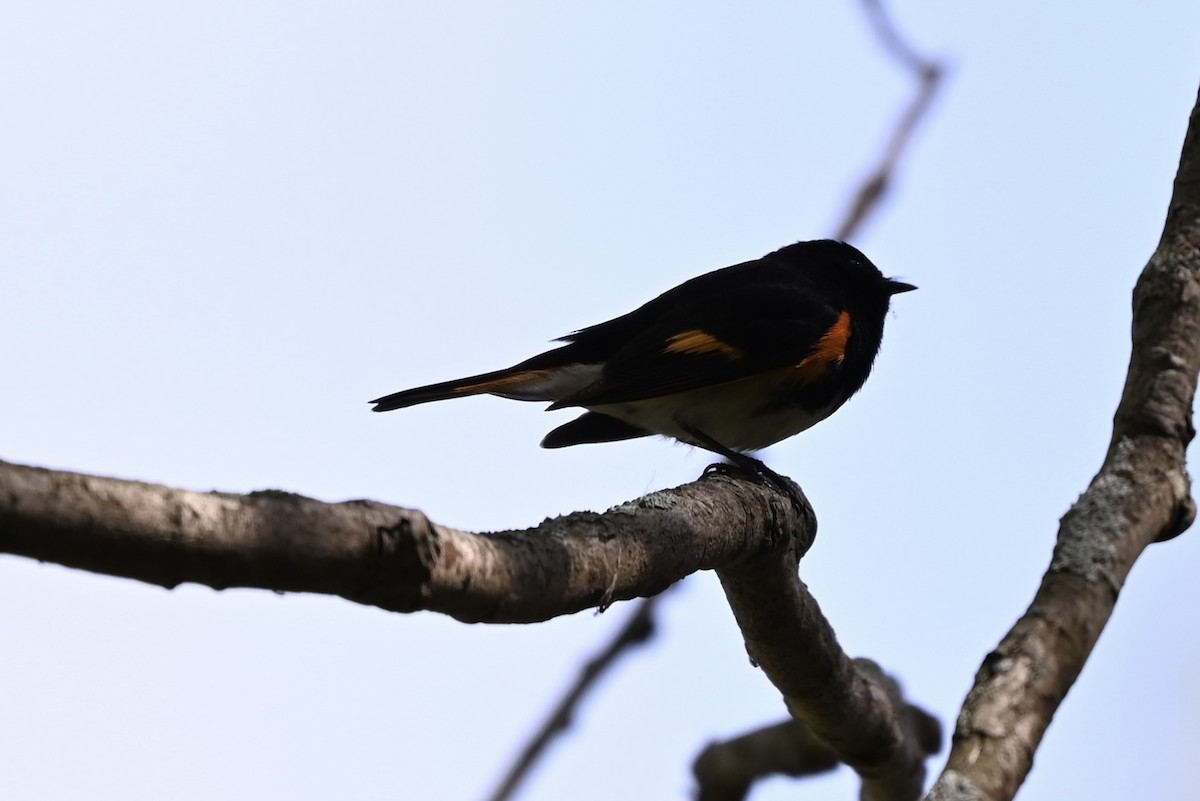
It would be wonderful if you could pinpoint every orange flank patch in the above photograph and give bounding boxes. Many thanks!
[795,311,851,380]
[665,329,745,359]
[453,370,549,393]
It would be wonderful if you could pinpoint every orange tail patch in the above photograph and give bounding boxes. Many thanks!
[454,370,551,394]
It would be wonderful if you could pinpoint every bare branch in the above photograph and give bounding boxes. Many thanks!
[0,459,806,623]
[0,459,940,796]
[486,593,668,801]
[717,540,941,801]
[927,85,1200,801]
[861,0,933,75]
[834,0,945,242]
[695,720,840,801]
[694,661,941,801]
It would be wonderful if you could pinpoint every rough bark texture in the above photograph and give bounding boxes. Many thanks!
[718,541,942,801]
[926,86,1200,801]
[0,461,798,623]
[0,459,939,796]
[693,661,941,801]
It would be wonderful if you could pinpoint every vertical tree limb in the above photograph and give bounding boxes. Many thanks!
[927,85,1200,801]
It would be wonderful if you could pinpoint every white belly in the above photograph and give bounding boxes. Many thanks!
[591,384,837,452]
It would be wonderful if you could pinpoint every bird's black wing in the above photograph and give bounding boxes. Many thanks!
[549,273,849,408]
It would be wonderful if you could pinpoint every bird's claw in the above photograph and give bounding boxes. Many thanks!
[702,461,741,478]
[702,460,807,512]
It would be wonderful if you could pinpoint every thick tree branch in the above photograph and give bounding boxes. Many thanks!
[927,86,1200,801]
[0,460,802,623]
[0,459,939,796]
[717,536,941,801]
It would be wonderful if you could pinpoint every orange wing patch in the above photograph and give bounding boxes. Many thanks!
[665,330,745,359]
[453,370,550,394]
[794,311,851,381]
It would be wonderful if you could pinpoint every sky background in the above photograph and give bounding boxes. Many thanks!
[3,3,1199,800]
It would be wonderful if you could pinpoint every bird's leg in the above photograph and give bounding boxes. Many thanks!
[682,425,806,511]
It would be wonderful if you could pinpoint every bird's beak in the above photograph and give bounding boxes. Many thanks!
[886,279,917,295]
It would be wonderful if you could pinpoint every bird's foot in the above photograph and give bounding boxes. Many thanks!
[683,424,807,511]
[701,461,741,479]
[702,457,807,512]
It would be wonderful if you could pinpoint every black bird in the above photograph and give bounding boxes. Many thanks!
[371,239,914,495]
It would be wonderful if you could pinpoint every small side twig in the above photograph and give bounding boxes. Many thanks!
[693,661,941,801]
[485,592,669,801]
[694,720,840,801]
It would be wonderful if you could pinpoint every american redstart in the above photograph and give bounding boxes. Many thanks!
[371,239,913,499]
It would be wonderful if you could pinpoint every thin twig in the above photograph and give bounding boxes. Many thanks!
[833,0,945,241]
[861,0,932,74]
[485,592,669,801]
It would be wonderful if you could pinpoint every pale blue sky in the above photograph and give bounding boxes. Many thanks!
[2,3,1198,800]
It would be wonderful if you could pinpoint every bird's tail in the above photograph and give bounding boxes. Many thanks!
[369,368,551,412]
[370,364,595,412]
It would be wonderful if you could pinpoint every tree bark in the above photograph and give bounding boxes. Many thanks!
[0,458,938,799]
[926,85,1200,801]
[0,461,799,623]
